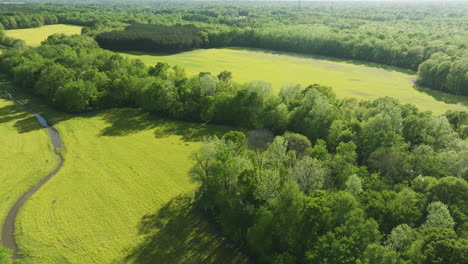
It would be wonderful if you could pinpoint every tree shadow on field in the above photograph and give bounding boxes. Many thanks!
[98,108,156,136]
[122,195,250,264]
[13,116,44,133]
[227,47,416,75]
[414,85,468,108]
[152,120,229,142]
[98,108,231,141]
[0,99,47,133]
[1,75,75,133]
[0,103,29,124]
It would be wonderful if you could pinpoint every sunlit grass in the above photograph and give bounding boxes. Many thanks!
[0,81,59,234]
[5,24,82,46]
[5,88,248,263]
[122,48,468,114]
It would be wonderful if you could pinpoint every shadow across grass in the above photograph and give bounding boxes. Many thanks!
[98,108,232,141]
[0,96,48,134]
[98,108,156,137]
[0,103,30,125]
[1,75,234,140]
[228,46,418,74]
[123,194,250,264]
[414,85,468,108]
[0,75,77,133]
[121,47,416,75]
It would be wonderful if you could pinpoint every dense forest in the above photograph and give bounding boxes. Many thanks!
[0,24,24,48]
[1,33,468,263]
[0,12,58,30]
[0,1,467,95]
[95,24,206,52]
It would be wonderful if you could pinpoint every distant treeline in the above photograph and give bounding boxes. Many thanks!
[0,12,58,29]
[95,24,205,52]
[1,34,468,264]
[0,2,467,96]
[0,24,25,48]
[95,23,468,96]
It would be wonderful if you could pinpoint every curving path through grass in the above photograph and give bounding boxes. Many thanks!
[1,91,64,259]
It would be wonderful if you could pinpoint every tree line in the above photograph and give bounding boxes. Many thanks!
[192,132,468,263]
[94,18,467,96]
[1,2,467,95]
[1,34,467,263]
[0,12,58,30]
[95,24,206,52]
[0,24,25,48]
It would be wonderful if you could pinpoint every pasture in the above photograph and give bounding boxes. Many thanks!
[122,48,468,114]
[5,89,248,264]
[5,24,82,46]
[0,81,59,237]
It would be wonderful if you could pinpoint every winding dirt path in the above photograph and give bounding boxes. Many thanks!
[1,91,64,259]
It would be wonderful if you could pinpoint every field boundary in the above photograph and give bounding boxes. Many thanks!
[0,90,64,259]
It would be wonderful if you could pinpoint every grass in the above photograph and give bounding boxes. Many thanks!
[122,48,468,114]
[5,24,82,46]
[0,81,59,236]
[3,86,249,263]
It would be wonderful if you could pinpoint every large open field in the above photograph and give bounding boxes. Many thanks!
[122,48,468,114]
[7,24,467,114]
[0,81,59,240]
[3,88,248,264]
[5,24,82,46]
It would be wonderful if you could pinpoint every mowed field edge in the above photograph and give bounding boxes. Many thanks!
[6,24,467,114]
[0,81,59,242]
[5,87,249,264]
[5,24,82,46]
[121,48,468,114]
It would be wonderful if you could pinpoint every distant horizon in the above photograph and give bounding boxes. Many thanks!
[13,0,468,2]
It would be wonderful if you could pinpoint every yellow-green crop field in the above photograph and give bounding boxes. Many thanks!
[122,48,468,114]
[5,24,82,46]
[6,24,467,114]
[0,87,59,234]
[1,86,249,263]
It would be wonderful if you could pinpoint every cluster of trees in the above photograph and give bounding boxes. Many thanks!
[0,2,467,262]
[1,38,467,263]
[94,12,467,95]
[95,24,206,52]
[0,34,147,112]
[417,53,468,96]
[0,24,25,48]
[1,2,467,95]
[2,34,468,146]
[192,131,468,263]
[0,12,58,30]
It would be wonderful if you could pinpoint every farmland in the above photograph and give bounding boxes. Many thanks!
[6,25,468,115]
[0,80,59,245]
[122,48,468,114]
[0,1,467,263]
[5,24,82,46]
[2,87,248,264]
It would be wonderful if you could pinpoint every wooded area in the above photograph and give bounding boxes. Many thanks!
[0,2,467,264]
[1,3,467,95]
[1,33,468,263]
[95,24,205,52]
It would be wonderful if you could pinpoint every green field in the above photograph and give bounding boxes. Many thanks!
[122,48,468,114]
[2,89,248,263]
[3,24,467,263]
[0,82,59,236]
[6,24,467,114]
[5,24,82,46]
